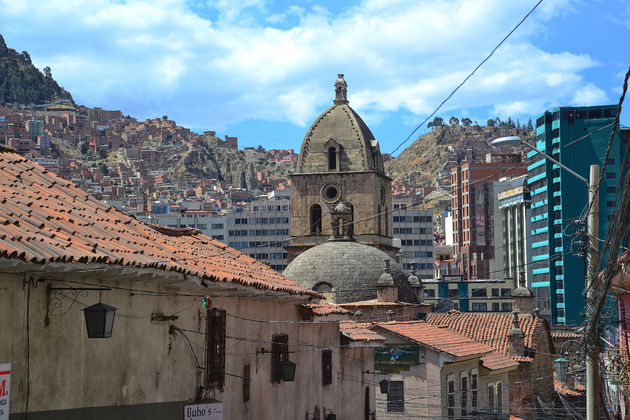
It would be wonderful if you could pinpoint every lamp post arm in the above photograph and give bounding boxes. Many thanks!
[521,140,589,187]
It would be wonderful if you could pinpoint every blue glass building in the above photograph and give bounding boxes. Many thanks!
[528,105,626,325]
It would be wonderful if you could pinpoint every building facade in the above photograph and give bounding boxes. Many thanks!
[529,105,627,324]
[423,275,516,313]
[392,198,435,280]
[497,176,533,287]
[451,162,527,280]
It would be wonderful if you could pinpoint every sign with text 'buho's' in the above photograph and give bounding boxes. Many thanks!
[0,363,10,420]
[184,402,223,420]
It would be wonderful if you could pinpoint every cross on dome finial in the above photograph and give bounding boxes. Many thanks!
[334,74,348,105]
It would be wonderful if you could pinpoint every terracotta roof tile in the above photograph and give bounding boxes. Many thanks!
[426,311,545,363]
[339,321,385,342]
[376,320,495,359]
[0,152,319,297]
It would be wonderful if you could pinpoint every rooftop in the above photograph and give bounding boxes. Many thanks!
[0,151,318,297]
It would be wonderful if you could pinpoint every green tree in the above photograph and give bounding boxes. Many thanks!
[98,162,109,176]
[80,142,88,154]
[449,116,460,127]
[427,116,444,129]
[527,118,533,131]
[461,118,472,127]
[162,115,168,120]
[487,119,496,127]
[98,148,108,159]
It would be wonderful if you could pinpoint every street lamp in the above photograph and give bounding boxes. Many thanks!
[555,357,569,382]
[282,360,296,382]
[83,302,116,338]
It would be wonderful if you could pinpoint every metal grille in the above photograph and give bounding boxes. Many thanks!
[205,309,226,388]
[271,334,288,382]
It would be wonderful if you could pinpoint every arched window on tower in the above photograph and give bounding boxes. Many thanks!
[328,147,337,170]
[385,206,389,236]
[310,204,322,235]
[378,205,382,235]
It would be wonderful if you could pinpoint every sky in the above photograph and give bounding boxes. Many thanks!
[1,0,629,155]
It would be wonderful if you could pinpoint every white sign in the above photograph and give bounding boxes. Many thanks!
[0,363,10,420]
[184,402,223,420]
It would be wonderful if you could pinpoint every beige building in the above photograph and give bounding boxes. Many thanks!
[371,321,518,418]
[0,151,380,420]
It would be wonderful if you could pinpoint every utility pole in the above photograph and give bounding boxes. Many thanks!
[586,164,599,420]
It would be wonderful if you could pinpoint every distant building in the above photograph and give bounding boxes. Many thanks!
[450,162,527,280]
[423,275,516,313]
[497,176,533,287]
[529,105,629,324]
[392,198,434,279]
[26,119,44,140]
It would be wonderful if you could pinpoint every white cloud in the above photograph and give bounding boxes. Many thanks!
[0,0,609,139]
[571,83,610,106]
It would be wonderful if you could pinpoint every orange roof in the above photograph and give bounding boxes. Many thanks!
[340,321,385,342]
[0,152,318,297]
[375,321,495,359]
[426,311,547,363]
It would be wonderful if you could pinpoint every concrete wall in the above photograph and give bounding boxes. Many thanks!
[0,269,368,419]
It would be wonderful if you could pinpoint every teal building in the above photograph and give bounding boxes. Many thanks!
[528,105,627,325]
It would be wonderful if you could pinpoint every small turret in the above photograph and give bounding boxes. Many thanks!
[507,311,525,357]
[377,258,397,302]
[407,262,424,303]
[513,270,535,315]
[334,74,348,105]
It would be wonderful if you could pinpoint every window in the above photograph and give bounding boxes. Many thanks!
[589,109,602,119]
[310,205,322,235]
[471,370,478,413]
[496,382,503,413]
[501,289,511,297]
[491,288,499,297]
[461,374,468,417]
[271,334,289,383]
[492,302,500,311]
[328,147,337,170]
[607,201,616,208]
[387,381,404,413]
[447,375,455,418]
[322,349,332,386]
[448,289,458,298]
[472,288,486,297]
[501,303,512,312]
[472,303,487,311]
[243,365,250,402]
[488,384,495,413]
[607,172,616,179]
[206,309,226,389]
[424,289,435,298]
[607,186,616,194]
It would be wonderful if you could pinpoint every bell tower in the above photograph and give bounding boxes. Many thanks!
[286,75,395,262]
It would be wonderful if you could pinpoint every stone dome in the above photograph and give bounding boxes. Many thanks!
[282,241,418,304]
[296,74,385,175]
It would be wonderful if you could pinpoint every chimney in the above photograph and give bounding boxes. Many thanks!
[407,262,424,303]
[512,270,534,315]
[507,311,524,357]
[377,258,397,302]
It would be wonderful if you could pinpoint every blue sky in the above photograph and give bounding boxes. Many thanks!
[1,0,628,154]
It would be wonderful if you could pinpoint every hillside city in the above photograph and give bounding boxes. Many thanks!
[1,22,630,420]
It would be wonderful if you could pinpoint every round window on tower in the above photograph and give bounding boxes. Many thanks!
[321,183,341,203]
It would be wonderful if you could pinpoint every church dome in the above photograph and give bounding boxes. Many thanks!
[296,74,385,175]
[282,241,417,304]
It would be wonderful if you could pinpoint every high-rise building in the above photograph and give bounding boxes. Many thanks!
[497,176,532,285]
[392,198,434,279]
[450,162,527,279]
[529,105,628,325]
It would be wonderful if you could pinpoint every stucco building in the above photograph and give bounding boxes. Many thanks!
[0,150,381,420]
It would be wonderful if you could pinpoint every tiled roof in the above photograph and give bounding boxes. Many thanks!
[339,321,385,342]
[375,321,495,359]
[302,302,351,316]
[0,152,319,297]
[481,352,520,371]
[426,311,546,363]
